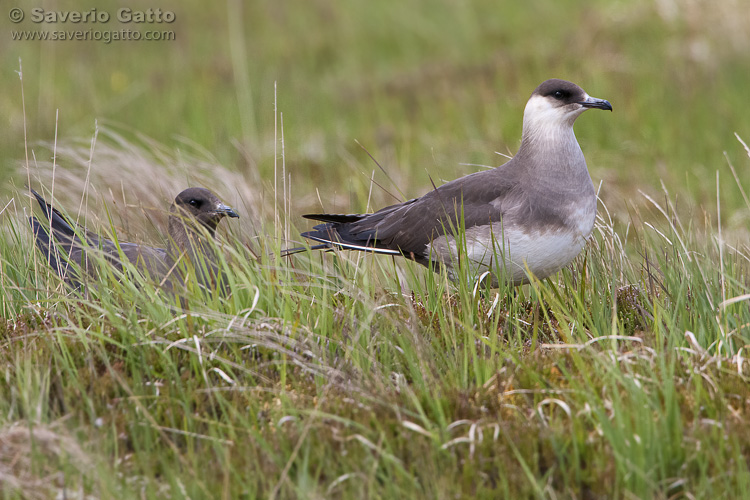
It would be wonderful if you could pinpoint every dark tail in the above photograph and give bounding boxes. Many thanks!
[27,188,82,287]
[300,221,400,256]
[29,189,77,240]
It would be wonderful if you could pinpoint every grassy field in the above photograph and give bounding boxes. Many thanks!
[2,0,750,498]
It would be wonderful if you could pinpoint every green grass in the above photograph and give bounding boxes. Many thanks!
[4,174,750,498]
[2,0,750,498]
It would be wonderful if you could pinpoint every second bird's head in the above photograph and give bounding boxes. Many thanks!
[171,187,240,233]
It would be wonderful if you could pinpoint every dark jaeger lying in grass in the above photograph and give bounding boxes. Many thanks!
[28,187,239,293]
[301,79,612,285]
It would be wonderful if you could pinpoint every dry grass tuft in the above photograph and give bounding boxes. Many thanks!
[0,421,92,499]
[19,127,266,245]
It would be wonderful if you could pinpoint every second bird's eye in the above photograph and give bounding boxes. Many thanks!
[554,90,565,99]
[189,199,200,207]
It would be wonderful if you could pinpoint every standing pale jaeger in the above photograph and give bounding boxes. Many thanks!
[301,79,612,285]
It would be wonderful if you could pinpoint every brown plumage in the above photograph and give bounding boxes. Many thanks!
[28,187,239,292]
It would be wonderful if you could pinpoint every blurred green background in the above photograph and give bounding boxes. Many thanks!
[2,0,749,230]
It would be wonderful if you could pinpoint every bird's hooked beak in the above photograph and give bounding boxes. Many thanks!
[215,203,240,218]
[579,95,613,111]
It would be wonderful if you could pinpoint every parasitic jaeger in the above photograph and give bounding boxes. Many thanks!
[28,187,240,292]
[300,79,612,285]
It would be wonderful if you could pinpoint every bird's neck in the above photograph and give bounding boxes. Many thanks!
[518,110,580,154]
[167,216,216,259]
[513,110,592,195]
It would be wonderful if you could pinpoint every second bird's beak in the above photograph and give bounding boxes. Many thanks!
[579,96,613,111]
[216,203,240,218]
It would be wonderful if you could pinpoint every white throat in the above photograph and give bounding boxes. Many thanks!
[520,94,588,154]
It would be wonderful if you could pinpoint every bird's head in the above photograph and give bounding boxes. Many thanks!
[524,79,612,129]
[171,187,239,234]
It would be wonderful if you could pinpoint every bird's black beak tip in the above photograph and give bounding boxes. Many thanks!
[224,208,240,219]
[216,204,240,219]
[580,98,613,112]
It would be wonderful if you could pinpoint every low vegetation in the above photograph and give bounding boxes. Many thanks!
[1,133,749,498]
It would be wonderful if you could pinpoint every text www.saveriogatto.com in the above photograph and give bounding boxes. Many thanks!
[8,7,176,43]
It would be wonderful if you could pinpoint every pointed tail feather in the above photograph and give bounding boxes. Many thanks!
[300,225,401,256]
[302,213,365,224]
[279,244,330,257]
[29,188,77,239]
[27,188,86,288]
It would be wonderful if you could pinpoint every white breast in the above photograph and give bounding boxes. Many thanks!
[426,203,595,285]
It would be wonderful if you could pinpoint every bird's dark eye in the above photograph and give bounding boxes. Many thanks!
[553,90,566,100]
[189,199,201,207]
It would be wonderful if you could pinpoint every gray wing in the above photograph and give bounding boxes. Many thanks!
[302,166,523,259]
